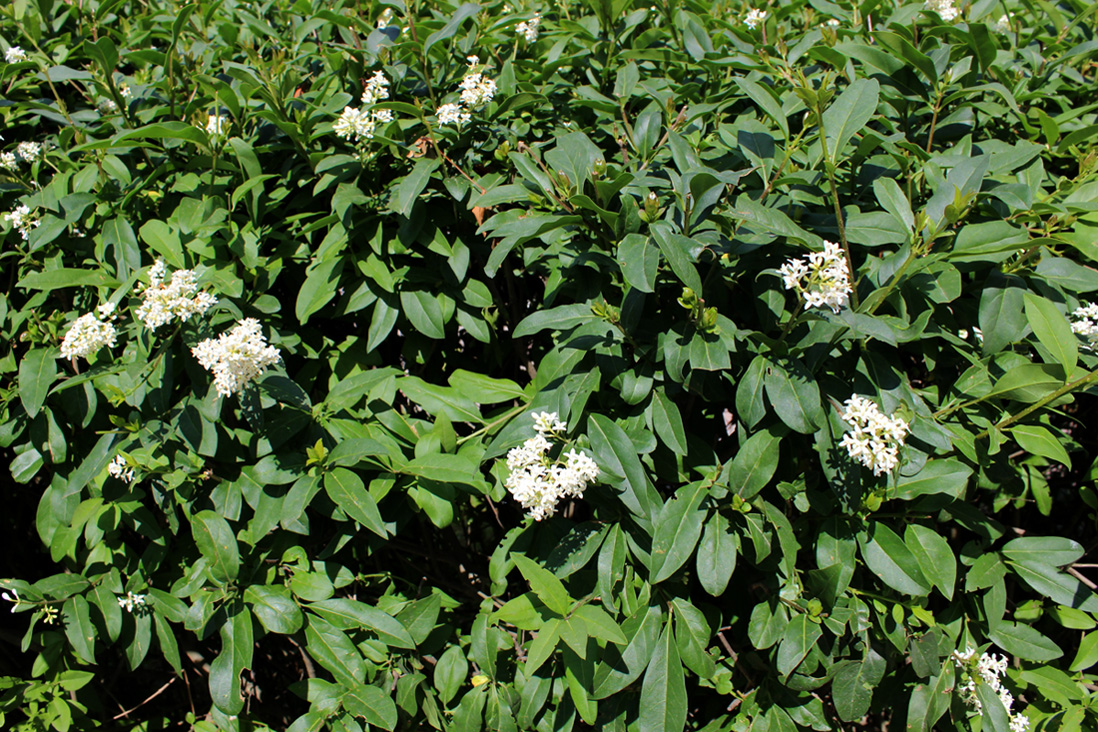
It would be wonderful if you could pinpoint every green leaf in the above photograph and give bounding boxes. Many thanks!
[244,585,303,634]
[209,608,254,715]
[989,621,1062,662]
[822,78,880,161]
[324,468,388,539]
[735,78,788,137]
[893,459,971,500]
[986,363,1065,402]
[904,524,957,600]
[513,303,597,338]
[391,158,440,216]
[763,360,822,434]
[343,684,398,730]
[588,414,654,520]
[1011,424,1072,467]
[153,613,182,676]
[649,483,708,583]
[1007,561,1098,612]
[400,290,446,339]
[1001,536,1085,567]
[19,349,56,419]
[670,599,714,678]
[776,614,823,677]
[447,371,524,403]
[404,453,488,490]
[650,227,702,293]
[18,269,120,291]
[1023,292,1077,375]
[651,389,687,456]
[512,555,573,616]
[638,621,687,732]
[574,605,626,645]
[1069,631,1098,671]
[729,428,781,499]
[975,675,1013,731]
[696,513,736,597]
[860,523,931,596]
[618,234,659,293]
[832,648,886,722]
[978,274,1026,354]
[305,615,366,685]
[736,355,768,430]
[114,121,208,146]
[296,257,344,325]
[872,177,915,232]
[592,606,662,699]
[191,511,240,583]
[434,645,468,704]
[423,3,480,55]
[63,596,96,664]
[309,599,416,649]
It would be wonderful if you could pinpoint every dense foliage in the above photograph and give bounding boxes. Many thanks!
[2,0,1098,729]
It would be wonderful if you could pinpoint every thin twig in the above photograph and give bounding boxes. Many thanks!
[112,677,176,720]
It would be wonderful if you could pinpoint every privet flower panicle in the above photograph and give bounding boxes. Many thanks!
[0,152,16,170]
[838,395,909,475]
[192,318,282,396]
[516,12,541,42]
[4,204,40,240]
[117,591,146,613]
[779,240,852,313]
[952,647,1029,732]
[16,141,41,162]
[924,0,960,21]
[135,260,217,331]
[60,305,118,361]
[744,9,768,28]
[504,412,599,521]
[361,71,390,105]
[5,47,26,63]
[335,106,376,141]
[206,113,229,136]
[436,102,471,126]
[1071,303,1098,351]
[459,69,497,109]
[108,455,135,483]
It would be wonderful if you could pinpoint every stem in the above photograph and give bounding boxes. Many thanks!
[975,369,1098,439]
[862,247,916,316]
[457,404,528,446]
[815,107,859,308]
[925,92,943,153]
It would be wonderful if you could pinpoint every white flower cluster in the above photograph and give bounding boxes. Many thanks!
[779,240,852,313]
[192,318,282,396]
[744,9,768,29]
[516,12,541,42]
[5,47,27,63]
[838,395,909,475]
[117,591,146,613]
[4,204,40,240]
[108,455,135,483]
[826,18,841,27]
[952,647,1029,732]
[436,56,497,126]
[925,0,960,21]
[334,72,393,143]
[0,152,15,171]
[60,303,119,360]
[994,13,1013,32]
[1071,303,1098,351]
[135,260,217,331]
[206,113,228,136]
[16,141,41,162]
[505,412,599,521]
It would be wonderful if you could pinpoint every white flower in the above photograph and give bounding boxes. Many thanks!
[108,455,135,483]
[1,589,21,612]
[376,7,394,28]
[5,47,26,63]
[205,113,229,136]
[1071,303,1098,351]
[60,310,118,361]
[826,18,841,26]
[16,141,41,162]
[99,98,118,112]
[532,411,566,435]
[504,413,599,521]
[994,13,1012,32]
[467,55,480,66]
[1010,714,1030,732]
[0,152,16,170]
[516,12,541,42]
[334,106,376,141]
[192,318,282,396]
[459,71,497,108]
[779,240,852,313]
[436,102,470,126]
[4,204,40,240]
[839,395,908,475]
[361,71,390,105]
[117,591,146,613]
[925,0,960,21]
[372,108,393,125]
[119,83,132,99]
[953,646,1027,731]
[135,260,217,331]
[744,9,767,29]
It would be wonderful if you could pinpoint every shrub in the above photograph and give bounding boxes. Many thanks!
[2,0,1098,730]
